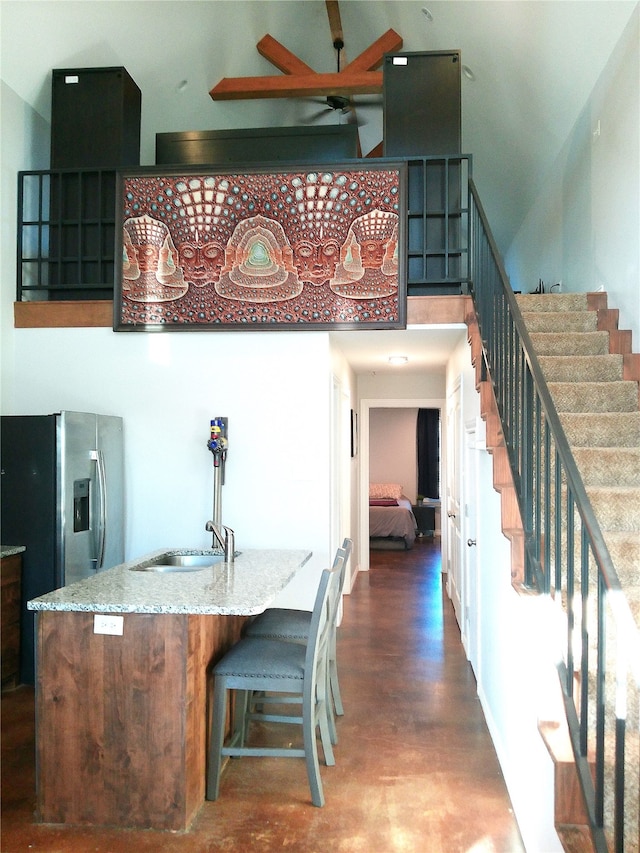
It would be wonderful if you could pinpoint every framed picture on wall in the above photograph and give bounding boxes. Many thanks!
[113,163,407,332]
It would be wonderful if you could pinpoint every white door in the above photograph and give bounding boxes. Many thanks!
[463,418,480,670]
[446,377,463,629]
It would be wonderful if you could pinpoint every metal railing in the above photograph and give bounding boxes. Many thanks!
[405,155,472,295]
[17,169,117,301]
[469,178,640,852]
[16,158,473,302]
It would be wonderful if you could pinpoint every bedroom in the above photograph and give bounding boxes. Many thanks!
[368,406,441,552]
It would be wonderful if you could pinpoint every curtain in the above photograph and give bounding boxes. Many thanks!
[416,408,439,498]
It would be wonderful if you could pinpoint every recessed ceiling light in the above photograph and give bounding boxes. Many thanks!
[388,355,409,365]
[421,7,434,22]
[462,65,476,81]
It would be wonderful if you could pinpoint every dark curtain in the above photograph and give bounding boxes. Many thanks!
[416,408,440,498]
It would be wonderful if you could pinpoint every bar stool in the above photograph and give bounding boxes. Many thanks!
[206,556,343,808]
[244,538,353,741]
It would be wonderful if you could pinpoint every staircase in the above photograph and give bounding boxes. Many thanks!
[467,179,639,850]
[493,292,640,852]
[466,290,640,851]
[517,292,640,631]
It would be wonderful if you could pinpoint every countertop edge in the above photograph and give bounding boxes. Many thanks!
[1,546,27,558]
[27,548,312,616]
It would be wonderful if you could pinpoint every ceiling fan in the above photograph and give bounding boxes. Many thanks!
[209,0,402,137]
[304,37,382,126]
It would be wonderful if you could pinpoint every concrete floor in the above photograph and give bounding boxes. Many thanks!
[1,538,524,852]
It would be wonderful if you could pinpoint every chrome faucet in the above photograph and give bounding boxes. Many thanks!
[205,520,235,564]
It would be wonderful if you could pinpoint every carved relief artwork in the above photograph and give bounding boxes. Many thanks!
[114,165,406,331]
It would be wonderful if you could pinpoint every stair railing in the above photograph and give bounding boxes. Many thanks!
[468,177,640,853]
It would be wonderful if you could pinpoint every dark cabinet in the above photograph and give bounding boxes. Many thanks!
[51,67,141,169]
[1,553,22,690]
[383,52,467,294]
[46,67,140,300]
[383,51,461,158]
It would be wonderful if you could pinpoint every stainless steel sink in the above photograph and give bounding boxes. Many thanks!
[131,553,225,573]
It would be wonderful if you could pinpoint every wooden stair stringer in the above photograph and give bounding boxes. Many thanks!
[467,298,600,849]
[539,718,596,853]
[590,292,640,405]
[466,317,525,587]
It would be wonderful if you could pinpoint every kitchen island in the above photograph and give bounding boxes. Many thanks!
[28,548,311,831]
[1,546,25,690]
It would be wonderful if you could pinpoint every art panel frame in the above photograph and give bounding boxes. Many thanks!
[113,161,407,332]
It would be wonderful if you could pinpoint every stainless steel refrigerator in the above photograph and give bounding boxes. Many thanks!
[0,411,124,683]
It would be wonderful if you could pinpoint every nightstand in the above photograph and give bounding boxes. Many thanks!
[412,504,435,537]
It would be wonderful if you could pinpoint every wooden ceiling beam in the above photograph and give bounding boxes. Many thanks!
[256,34,316,75]
[341,28,403,73]
[208,2,399,111]
[325,1,344,46]
[209,70,382,101]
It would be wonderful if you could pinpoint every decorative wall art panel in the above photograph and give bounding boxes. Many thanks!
[113,164,406,331]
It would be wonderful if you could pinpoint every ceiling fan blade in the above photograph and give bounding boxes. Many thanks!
[305,106,333,123]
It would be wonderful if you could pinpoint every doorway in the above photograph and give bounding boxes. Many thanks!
[358,397,447,573]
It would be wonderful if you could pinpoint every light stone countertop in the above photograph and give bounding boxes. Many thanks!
[1,546,26,558]
[27,548,312,616]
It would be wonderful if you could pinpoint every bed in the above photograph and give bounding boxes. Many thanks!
[369,483,417,550]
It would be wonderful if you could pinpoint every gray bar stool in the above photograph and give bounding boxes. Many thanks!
[244,538,353,743]
[207,556,343,808]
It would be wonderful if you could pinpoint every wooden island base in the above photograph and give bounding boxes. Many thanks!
[35,610,245,830]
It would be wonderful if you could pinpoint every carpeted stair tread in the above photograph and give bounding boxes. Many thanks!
[516,294,590,313]
[584,486,640,532]
[560,412,640,447]
[604,532,640,585]
[521,311,598,333]
[572,448,640,487]
[529,331,610,356]
[518,291,640,846]
[627,591,640,636]
[538,355,624,383]
[547,381,639,413]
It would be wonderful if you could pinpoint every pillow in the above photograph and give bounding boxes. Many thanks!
[370,499,399,507]
[369,483,403,500]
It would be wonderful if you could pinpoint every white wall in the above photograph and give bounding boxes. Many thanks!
[358,366,447,401]
[446,335,563,853]
[506,6,640,342]
[369,407,418,500]
[8,325,335,608]
[0,82,49,411]
[330,343,359,591]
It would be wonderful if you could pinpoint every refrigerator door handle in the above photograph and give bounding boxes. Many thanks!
[90,449,107,570]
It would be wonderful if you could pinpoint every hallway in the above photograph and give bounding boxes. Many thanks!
[1,539,524,852]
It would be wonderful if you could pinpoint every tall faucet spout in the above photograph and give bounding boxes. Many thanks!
[205,520,235,564]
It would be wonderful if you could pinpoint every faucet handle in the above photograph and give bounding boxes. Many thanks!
[223,526,235,564]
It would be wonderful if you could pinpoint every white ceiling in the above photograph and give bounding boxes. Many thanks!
[2,0,635,254]
[1,0,636,374]
[330,326,467,373]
